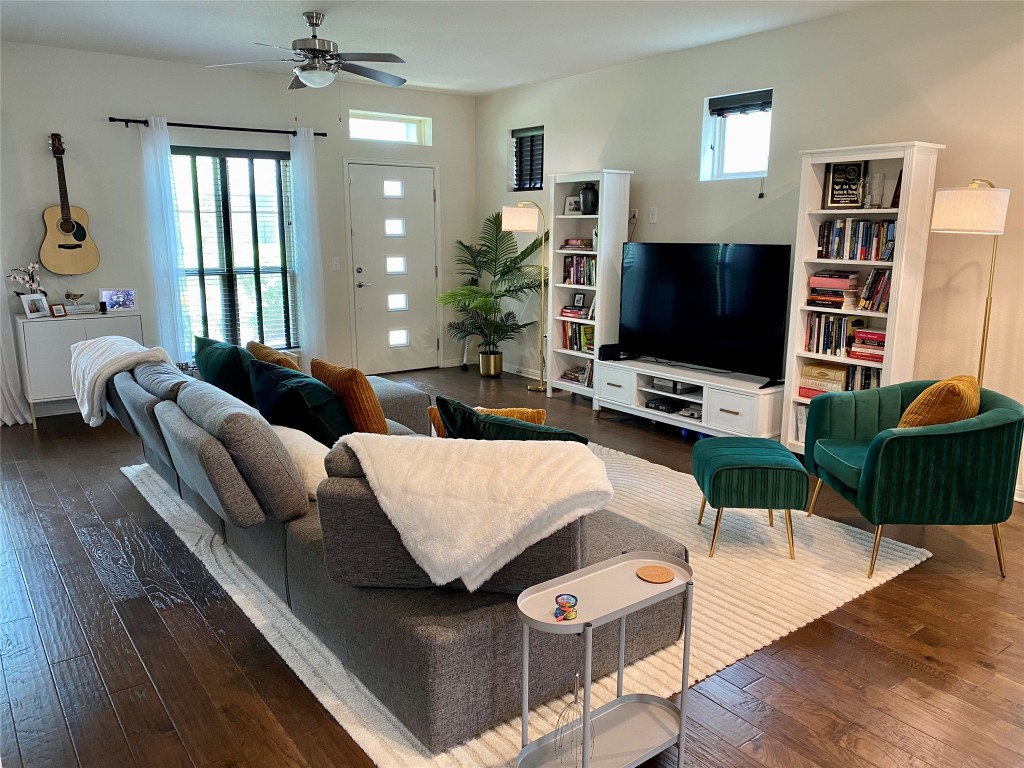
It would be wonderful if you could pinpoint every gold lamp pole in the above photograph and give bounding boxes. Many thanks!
[501,201,548,392]
[930,179,1010,386]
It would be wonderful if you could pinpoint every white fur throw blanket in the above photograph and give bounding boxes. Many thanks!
[341,433,614,591]
[70,336,172,427]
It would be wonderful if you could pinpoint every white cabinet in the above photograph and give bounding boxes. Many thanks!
[596,358,784,439]
[780,142,943,453]
[546,170,632,407]
[14,312,144,427]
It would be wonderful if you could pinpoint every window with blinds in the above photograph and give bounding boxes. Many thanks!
[512,126,544,191]
[699,89,773,181]
[170,148,299,361]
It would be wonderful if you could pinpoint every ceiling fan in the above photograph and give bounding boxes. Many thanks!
[207,11,406,90]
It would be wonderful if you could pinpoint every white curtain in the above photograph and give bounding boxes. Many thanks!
[289,128,327,369]
[139,116,189,364]
[1,302,31,426]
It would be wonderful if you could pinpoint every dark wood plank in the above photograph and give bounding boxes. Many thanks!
[51,654,134,768]
[159,603,310,768]
[0,526,33,626]
[0,618,78,767]
[15,545,90,664]
[0,702,23,768]
[115,595,238,765]
[204,755,253,768]
[106,515,190,612]
[1,479,46,551]
[716,661,764,690]
[109,683,193,768]
[74,523,147,603]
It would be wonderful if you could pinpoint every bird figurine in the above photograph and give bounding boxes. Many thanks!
[64,290,84,305]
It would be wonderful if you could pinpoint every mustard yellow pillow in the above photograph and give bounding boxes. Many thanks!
[898,375,980,428]
[310,359,389,435]
[246,340,300,371]
[427,404,546,437]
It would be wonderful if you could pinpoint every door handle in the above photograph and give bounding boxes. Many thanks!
[356,281,374,288]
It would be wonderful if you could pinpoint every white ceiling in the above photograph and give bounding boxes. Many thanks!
[0,1,867,95]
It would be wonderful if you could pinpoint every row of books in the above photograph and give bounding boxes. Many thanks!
[560,321,594,353]
[560,303,596,320]
[804,312,865,356]
[849,328,886,363]
[560,238,593,251]
[806,270,857,310]
[816,219,896,261]
[64,302,98,315]
[858,268,891,312]
[798,361,882,398]
[563,254,596,285]
[559,362,594,387]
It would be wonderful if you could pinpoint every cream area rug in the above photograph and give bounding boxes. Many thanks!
[121,444,930,768]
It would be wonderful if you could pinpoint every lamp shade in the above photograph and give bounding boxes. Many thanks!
[931,186,1010,235]
[501,204,540,232]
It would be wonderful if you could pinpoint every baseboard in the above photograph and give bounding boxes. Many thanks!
[441,357,465,368]
[503,363,540,379]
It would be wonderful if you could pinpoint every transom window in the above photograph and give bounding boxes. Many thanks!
[170,147,298,359]
[349,110,432,145]
[700,89,773,181]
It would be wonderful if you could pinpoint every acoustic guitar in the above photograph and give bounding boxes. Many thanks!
[39,133,99,275]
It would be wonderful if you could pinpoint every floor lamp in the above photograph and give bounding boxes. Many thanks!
[501,202,548,392]
[930,179,1010,386]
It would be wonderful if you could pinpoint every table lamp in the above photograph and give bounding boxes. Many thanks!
[930,179,1010,386]
[501,202,548,392]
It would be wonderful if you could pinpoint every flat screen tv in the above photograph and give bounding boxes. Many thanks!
[618,242,792,382]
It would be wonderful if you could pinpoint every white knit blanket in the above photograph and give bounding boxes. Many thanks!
[341,434,614,591]
[70,335,172,426]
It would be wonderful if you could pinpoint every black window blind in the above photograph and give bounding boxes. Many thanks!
[708,89,773,118]
[512,126,544,191]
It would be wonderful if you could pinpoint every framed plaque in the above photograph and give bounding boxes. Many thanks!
[822,162,867,209]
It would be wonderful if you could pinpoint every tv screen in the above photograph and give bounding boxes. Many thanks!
[619,242,792,382]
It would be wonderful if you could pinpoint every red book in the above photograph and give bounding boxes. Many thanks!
[848,350,884,362]
[809,275,859,289]
[854,329,887,343]
[798,386,829,399]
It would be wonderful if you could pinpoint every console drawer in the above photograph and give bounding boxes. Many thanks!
[706,388,755,434]
[596,366,635,405]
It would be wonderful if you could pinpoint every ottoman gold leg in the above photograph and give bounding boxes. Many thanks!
[768,508,774,527]
[698,497,707,526]
[807,478,822,517]
[785,509,795,559]
[709,507,724,557]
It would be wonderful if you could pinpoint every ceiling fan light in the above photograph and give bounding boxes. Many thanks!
[294,63,335,88]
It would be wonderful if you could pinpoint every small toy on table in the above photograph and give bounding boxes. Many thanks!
[553,593,578,622]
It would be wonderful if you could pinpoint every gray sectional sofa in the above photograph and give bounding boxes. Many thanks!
[109,362,689,752]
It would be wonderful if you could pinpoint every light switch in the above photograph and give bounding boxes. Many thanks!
[648,207,657,224]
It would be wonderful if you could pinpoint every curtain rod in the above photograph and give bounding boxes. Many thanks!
[108,117,327,137]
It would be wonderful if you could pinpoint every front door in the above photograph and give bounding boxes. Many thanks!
[348,163,439,374]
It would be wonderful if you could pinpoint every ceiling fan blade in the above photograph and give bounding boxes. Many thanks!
[255,42,300,53]
[336,53,405,64]
[207,59,296,68]
[339,62,406,87]
[286,75,307,90]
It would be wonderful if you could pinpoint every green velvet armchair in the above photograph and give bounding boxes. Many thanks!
[804,381,1024,577]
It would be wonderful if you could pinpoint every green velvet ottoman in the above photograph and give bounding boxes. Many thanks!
[691,437,808,559]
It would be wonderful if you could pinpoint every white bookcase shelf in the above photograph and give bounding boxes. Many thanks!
[781,141,943,453]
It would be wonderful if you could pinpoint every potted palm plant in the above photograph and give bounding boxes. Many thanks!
[438,211,547,377]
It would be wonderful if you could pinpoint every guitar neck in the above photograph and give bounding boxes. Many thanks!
[54,156,71,223]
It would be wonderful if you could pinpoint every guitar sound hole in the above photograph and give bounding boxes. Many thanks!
[59,220,76,235]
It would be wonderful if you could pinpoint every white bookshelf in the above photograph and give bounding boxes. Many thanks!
[546,170,632,407]
[781,141,944,453]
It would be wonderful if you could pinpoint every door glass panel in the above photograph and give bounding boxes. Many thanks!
[387,293,409,311]
[384,218,406,236]
[382,179,404,198]
[385,256,407,274]
[388,329,410,347]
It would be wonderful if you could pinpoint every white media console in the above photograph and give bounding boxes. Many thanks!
[594,358,784,439]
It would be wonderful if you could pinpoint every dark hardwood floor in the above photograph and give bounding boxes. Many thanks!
[0,366,1021,767]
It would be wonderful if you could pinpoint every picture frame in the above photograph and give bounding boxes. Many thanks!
[49,303,67,318]
[20,293,49,319]
[822,162,867,209]
[100,288,137,311]
[563,196,582,216]
[572,292,586,308]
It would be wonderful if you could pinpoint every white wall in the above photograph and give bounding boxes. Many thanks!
[0,41,476,368]
[476,1,1023,404]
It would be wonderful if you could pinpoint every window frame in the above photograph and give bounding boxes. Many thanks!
[348,110,433,146]
[170,146,296,349]
[511,126,544,192]
[699,90,773,182]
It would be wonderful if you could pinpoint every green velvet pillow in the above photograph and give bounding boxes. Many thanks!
[435,396,587,443]
[249,360,354,447]
[194,336,257,406]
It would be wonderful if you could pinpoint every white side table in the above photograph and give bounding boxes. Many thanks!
[516,551,694,768]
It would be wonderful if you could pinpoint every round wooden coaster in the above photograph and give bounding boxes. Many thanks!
[636,565,674,584]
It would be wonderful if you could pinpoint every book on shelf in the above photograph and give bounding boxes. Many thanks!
[854,328,886,344]
[804,312,865,356]
[559,362,593,387]
[846,365,881,391]
[561,238,593,249]
[560,306,588,318]
[809,270,859,289]
[848,347,884,363]
[798,386,830,399]
[562,254,596,285]
[857,267,891,311]
[816,220,896,261]
[799,377,843,392]
[802,362,847,382]
[580,325,595,353]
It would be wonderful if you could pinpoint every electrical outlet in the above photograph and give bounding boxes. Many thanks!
[629,208,639,220]
[648,207,657,224]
